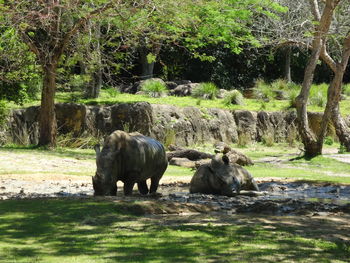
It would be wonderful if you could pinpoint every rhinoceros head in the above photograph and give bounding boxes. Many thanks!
[211,154,241,196]
[92,144,118,196]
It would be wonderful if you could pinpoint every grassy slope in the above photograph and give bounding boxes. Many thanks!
[9,90,350,115]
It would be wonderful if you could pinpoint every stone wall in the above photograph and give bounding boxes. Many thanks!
[0,102,338,146]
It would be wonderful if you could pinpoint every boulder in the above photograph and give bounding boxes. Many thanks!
[214,142,253,166]
[169,83,200,97]
[233,110,257,142]
[120,78,166,94]
[56,103,87,135]
[152,105,238,146]
[9,106,40,145]
[308,112,336,139]
[111,102,154,136]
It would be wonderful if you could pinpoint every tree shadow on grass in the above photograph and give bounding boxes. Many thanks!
[0,198,349,262]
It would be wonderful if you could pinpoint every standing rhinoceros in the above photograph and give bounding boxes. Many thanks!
[189,154,259,196]
[92,130,168,196]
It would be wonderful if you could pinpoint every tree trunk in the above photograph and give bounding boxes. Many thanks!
[296,0,338,157]
[295,46,323,157]
[284,46,292,83]
[38,64,57,147]
[321,37,350,151]
[139,46,155,80]
[85,22,103,98]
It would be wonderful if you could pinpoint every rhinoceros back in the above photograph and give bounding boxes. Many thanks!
[119,133,168,183]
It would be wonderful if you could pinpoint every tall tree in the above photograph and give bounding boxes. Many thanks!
[295,0,339,157]
[1,0,114,146]
[317,2,350,152]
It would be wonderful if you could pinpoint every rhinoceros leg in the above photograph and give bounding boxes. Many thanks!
[150,178,160,194]
[138,180,149,195]
[123,181,135,196]
[251,178,259,191]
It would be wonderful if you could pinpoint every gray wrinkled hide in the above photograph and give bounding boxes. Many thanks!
[93,130,168,196]
[190,154,259,197]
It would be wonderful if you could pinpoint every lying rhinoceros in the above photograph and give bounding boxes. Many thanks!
[92,130,168,196]
[189,154,259,196]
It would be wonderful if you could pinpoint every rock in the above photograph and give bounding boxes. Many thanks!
[167,147,213,161]
[216,89,229,99]
[9,106,40,145]
[121,78,166,94]
[110,102,154,136]
[169,83,200,97]
[152,105,238,146]
[56,103,87,135]
[86,106,113,135]
[308,112,336,139]
[169,157,196,168]
[213,142,253,166]
[233,110,257,142]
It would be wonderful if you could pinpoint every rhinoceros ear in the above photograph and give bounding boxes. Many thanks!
[222,155,230,165]
[94,144,101,157]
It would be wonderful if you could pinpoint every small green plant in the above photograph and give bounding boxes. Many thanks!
[324,136,334,146]
[261,132,274,147]
[253,79,275,102]
[68,92,81,103]
[259,100,267,110]
[105,87,120,97]
[271,79,289,91]
[338,144,347,154]
[310,91,326,107]
[223,90,244,106]
[192,82,218,100]
[286,126,298,147]
[237,132,251,148]
[309,83,328,107]
[286,88,299,108]
[141,79,168,98]
[164,127,176,149]
[57,132,100,149]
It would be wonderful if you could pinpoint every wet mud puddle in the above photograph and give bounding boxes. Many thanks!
[161,181,350,215]
[1,178,350,215]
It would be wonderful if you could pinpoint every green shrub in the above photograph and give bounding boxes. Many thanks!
[271,79,289,91]
[324,136,334,146]
[338,144,347,154]
[105,87,120,98]
[141,79,167,98]
[192,82,218,100]
[253,79,275,102]
[223,90,244,106]
[309,83,328,107]
[286,88,300,108]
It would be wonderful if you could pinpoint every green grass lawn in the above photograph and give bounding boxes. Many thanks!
[0,199,349,263]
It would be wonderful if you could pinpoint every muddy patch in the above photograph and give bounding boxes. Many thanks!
[1,175,349,216]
